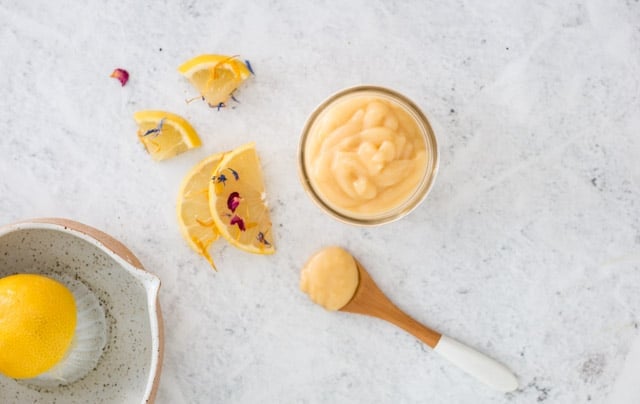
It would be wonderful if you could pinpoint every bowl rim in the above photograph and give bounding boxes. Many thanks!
[0,218,164,404]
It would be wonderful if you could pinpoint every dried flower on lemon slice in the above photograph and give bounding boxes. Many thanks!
[134,110,202,160]
[209,142,275,254]
[178,54,252,108]
[177,152,226,268]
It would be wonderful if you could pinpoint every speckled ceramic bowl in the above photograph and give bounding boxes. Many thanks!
[0,218,163,404]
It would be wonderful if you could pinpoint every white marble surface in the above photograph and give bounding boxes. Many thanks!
[1,1,640,403]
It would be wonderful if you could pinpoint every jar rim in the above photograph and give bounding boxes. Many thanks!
[297,85,439,226]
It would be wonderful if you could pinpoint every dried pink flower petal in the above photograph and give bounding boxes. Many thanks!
[110,68,129,86]
[227,192,241,212]
[229,214,246,231]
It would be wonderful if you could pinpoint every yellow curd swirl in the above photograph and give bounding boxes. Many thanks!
[304,92,428,217]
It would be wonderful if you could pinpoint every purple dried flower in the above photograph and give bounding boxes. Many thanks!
[244,60,255,75]
[228,168,239,181]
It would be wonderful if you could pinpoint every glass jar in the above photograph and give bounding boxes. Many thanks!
[298,85,439,225]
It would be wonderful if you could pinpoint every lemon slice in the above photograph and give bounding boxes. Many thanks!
[209,142,275,254]
[134,110,202,161]
[177,152,226,268]
[178,54,252,107]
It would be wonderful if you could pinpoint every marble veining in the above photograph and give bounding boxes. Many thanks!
[1,0,639,403]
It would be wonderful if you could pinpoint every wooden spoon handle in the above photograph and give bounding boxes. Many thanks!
[374,298,442,348]
[340,263,441,348]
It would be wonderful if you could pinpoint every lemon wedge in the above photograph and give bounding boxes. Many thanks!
[178,54,252,107]
[209,142,275,254]
[0,274,76,379]
[177,152,226,268]
[134,110,202,160]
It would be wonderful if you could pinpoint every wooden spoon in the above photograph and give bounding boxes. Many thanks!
[341,259,518,392]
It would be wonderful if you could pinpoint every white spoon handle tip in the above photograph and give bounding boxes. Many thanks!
[434,335,519,392]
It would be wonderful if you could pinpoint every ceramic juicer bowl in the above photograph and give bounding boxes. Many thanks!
[0,218,163,404]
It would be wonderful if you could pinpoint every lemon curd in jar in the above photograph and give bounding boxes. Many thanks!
[300,87,437,224]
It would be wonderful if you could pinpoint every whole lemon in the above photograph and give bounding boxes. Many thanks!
[0,274,77,379]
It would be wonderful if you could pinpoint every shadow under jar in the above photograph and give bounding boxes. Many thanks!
[298,86,439,226]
